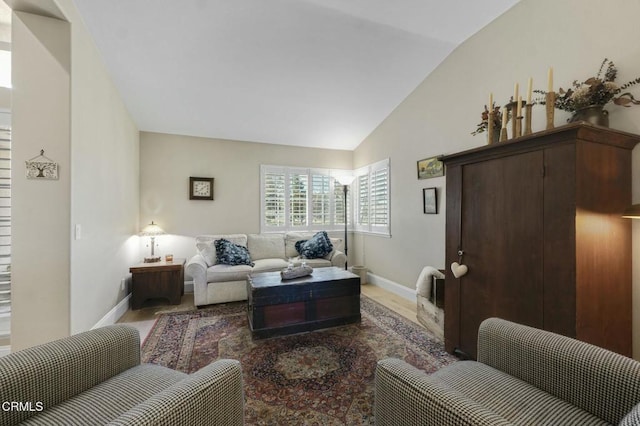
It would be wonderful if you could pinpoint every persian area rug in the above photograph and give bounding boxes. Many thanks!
[141,295,457,425]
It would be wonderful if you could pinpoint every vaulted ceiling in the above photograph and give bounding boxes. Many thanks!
[22,0,519,150]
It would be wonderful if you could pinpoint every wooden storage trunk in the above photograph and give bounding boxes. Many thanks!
[247,267,361,339]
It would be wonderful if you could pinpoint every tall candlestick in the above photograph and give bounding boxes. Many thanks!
[546,91,555,130]
[489,92,493,109]
[527,77,533,104]
[548,67,553,92]
[514,83,519,104]
[516,96,523,137]
[500,126,508,142]
[524,104,532,135]
[510,102,517,139]
[500,106,508,142]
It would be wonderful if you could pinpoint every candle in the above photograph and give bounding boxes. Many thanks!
[517,96,523,117]
[527,77,533,104]
[489,92,493,109]
[514,83,519,104]
[502,106,507,128]
[548,67,553,92]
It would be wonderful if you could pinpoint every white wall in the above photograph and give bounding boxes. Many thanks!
[56,0,140,335]
[11,10,71,350]
[10,0,140,348]
[353,0,640,357]
[139,132,352,263]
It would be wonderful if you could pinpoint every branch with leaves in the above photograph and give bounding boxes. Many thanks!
[534,58,640,112]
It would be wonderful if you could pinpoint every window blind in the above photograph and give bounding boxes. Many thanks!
[354,158,390,236]
[0,126,10,341]
[260,165,351,233]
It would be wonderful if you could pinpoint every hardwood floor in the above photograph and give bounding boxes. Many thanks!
[118,284,422,342]
[361,284,420,326]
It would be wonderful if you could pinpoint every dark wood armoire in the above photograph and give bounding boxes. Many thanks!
[441,123,640,359]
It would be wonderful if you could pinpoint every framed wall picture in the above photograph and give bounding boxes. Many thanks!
[423,187,437,214]
[25,150,59,180]
[189,177,214,200]
[417,156,444,180]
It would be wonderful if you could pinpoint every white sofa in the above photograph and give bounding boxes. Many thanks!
[186,232,347,307]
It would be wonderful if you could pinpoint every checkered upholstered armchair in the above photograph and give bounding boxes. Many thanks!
[0,325,244,425]
[375,317,640,426]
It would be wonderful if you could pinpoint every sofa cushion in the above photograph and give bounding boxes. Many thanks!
[324,237,344,260]
[253,258,289,273]
[215,239,254,266]
[207,264,253,283]
[285,232,311,258]
[285,232,342,259]
[247,234,285,260]
[195,237,217,267]
[295,231,333,259]
[20,364,186,425]
[430,361,609,426]
[196,234,248,267]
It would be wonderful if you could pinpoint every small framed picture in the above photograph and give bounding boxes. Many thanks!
[417,156,444,180]
[25,150,59,180]
[423,187,437,214]
[189,177,214,200]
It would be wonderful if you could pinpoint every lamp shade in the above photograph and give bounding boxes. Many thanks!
[139,221,165,236]
[622,204,640,219]
[336,175,355,186]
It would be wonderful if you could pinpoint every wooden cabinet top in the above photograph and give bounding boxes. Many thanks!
[441,123,640,166]
[130,258,186,273]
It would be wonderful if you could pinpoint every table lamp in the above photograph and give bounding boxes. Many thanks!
[140,221,165,263]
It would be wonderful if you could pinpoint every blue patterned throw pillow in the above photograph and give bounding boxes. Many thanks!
[295,231,333,259]
[214,239,254,266]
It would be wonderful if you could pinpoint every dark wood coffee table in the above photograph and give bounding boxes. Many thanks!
[247,266,361,339]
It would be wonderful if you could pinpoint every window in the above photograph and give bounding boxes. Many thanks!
[354,159,390,236]
[260,165,351,232]
[0,123,10,342]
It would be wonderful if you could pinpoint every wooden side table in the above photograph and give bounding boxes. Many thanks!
[129,258,185,310]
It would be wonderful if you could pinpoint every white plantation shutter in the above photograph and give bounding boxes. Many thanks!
[262,167,286,230]
[357,174,369,225]
[0,125,10,341]
[334,183,347,226]
[354,159,390,235]
[370,167,388,226]
[289,170,308,227]
[311,174,330,226]
[260,165,351,232]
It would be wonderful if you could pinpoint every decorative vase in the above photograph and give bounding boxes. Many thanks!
[487,127,500,144]
[568,105,609,127]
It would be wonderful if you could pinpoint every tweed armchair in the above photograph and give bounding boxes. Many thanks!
[375,317,640,426]
[0,325,244,425]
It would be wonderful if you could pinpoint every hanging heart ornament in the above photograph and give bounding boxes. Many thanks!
[451,262,468,278]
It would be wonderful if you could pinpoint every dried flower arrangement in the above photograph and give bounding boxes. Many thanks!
[534,58,640,112]
[471,103,504,136]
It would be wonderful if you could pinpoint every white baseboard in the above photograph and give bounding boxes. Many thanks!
[0,345,10,357]
[366,273,415,302]
[92,294,131,330]
[93,280,193,330]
